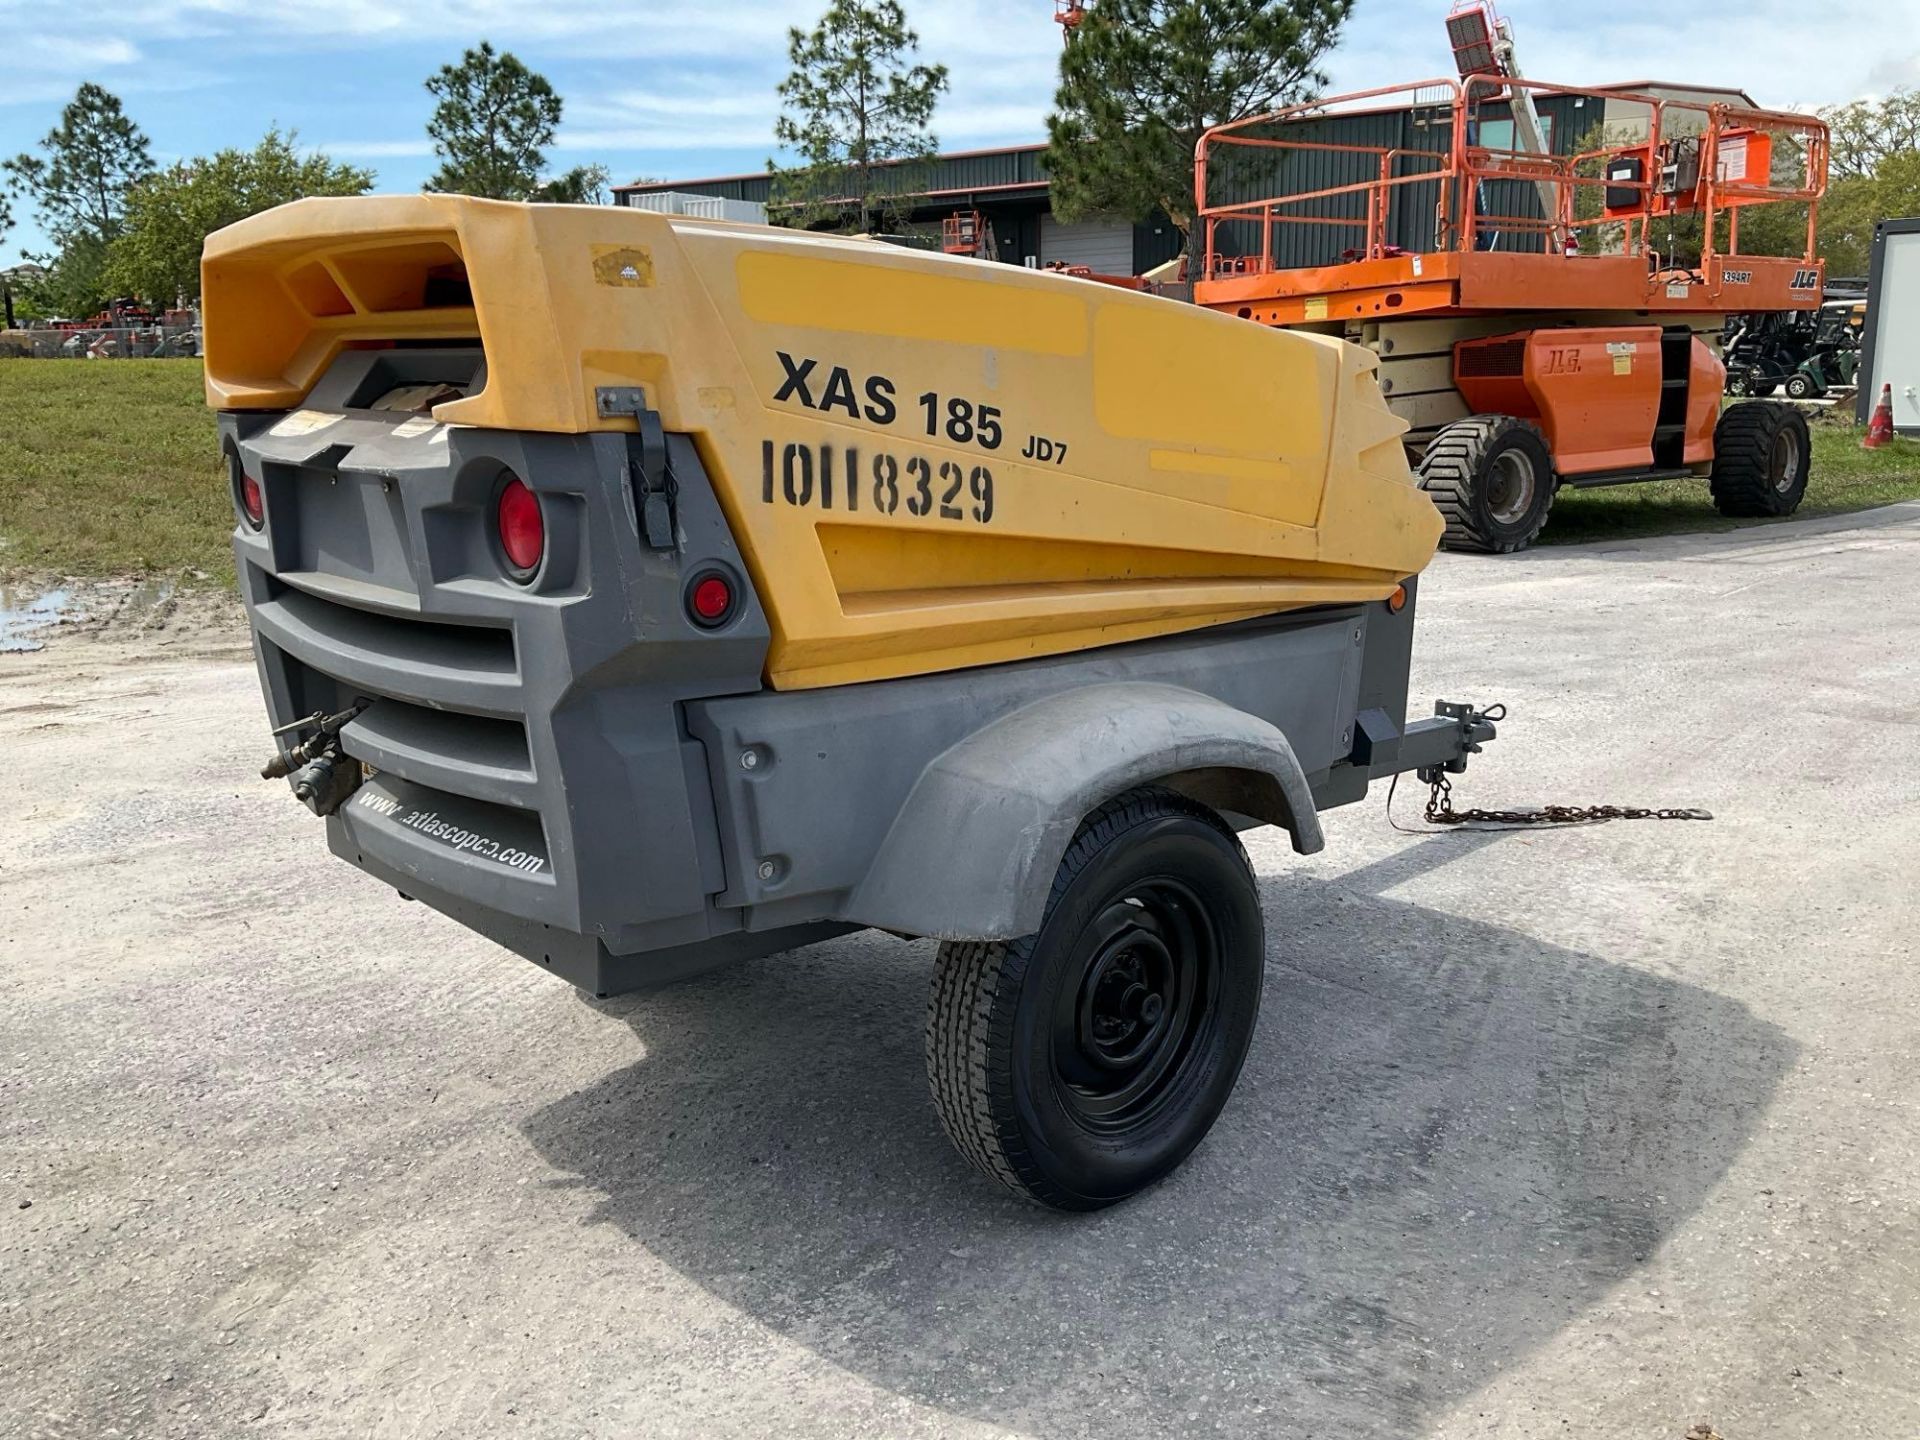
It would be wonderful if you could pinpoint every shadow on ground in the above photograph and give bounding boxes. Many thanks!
[523,836,1792,1437]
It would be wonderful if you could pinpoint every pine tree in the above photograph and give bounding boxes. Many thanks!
[770,0,949,233]
[4,83,154,249]
[424,42,566,201]
[1046,0,1353,268]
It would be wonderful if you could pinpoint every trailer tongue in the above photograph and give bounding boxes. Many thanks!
[206,194,1497,1208]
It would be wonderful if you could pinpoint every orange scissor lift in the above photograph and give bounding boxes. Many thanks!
[1191,4,1831,552]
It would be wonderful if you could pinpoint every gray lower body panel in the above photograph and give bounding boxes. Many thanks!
[227,370,1454,995]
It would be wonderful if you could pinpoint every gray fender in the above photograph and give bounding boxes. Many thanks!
[845,682,1325,941]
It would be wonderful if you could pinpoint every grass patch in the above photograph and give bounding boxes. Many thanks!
[1542,418,1920,545]
[0,358,230,586]
[2,359,1917,580]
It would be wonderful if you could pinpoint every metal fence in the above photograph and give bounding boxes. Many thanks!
[0,324,199,359]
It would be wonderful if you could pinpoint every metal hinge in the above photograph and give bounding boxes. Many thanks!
[597,387,677,551]
[594,386,648,420]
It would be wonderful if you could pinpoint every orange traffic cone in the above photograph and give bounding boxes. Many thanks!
[1864,384,1896,449]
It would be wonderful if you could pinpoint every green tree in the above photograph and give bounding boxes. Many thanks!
[1823,89,1920,182]
[770,0,949,233]
[1724,91,1920,273]
[1811,151,1920,275]
[535,162,610,204]
[0,189,16,328]
[424,42,567,200]
[106,129,373,306]
[17,233,112,318]
[1046,0,1353,267]
[4,83,153,250]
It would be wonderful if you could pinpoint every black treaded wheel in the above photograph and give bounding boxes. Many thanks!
[925,787,1265,1211]
[1417,414,1557,554]
[1784,371,1821,401]
[1710,401,1811,518]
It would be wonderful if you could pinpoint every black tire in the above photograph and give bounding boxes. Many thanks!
[925,787,1264,1211]
[1710,402,1811,518]
[1784,372,1821,401]
[1417,414,1557,554]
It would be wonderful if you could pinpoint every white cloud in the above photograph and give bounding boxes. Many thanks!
[17,33,143,68]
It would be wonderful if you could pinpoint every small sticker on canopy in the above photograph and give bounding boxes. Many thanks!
[592,245,655,288]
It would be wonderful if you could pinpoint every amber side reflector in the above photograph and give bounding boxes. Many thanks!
[1387,585,1408,614]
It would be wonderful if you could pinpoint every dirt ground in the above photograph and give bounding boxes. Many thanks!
[5,507,1919,1439]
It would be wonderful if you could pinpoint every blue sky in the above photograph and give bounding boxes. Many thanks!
[5,0,1917,266]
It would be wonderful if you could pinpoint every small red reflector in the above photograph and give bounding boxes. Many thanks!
[690,575,733,624]
[496,477,544,574]
[240,473,264,526]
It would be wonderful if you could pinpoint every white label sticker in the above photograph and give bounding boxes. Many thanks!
[1667,282,1692,299]
[1411,255,1425,277]
[1716,136,1749,183]
[270,408,341,437]
[391,415,441,440]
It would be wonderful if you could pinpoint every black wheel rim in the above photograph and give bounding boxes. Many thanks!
[1049,878,1222,1132]
[1485,448,1537,526]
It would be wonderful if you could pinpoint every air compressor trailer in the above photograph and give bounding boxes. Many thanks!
[205,195,1497,1209]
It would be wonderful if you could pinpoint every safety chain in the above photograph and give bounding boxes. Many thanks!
[1410,771,1714,830]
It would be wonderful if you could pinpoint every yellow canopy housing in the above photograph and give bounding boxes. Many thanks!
[203,195,1441,689]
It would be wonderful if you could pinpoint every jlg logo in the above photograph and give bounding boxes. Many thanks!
[1544,348,1583,375]
[1790,269,1820,291]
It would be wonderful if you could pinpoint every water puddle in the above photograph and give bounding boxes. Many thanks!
[0,587,80,654]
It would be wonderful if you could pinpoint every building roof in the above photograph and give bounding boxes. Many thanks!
[613,143,1047,196]
[1597,81,1761,107]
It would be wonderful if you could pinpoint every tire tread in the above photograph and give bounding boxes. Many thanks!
[1710,401,1809,518]
[924,787,1246,1210]
[1416,414,1554,554]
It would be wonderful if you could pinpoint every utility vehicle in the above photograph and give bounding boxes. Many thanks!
[1191,2,1831,551]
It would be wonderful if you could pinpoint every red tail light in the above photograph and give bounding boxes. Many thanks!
[689,573,734,626]
[239,472,265,528]
[496,476,544,577]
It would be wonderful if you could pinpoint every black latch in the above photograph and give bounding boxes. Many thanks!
[597,387,678,551]
[1417,700,1505,781]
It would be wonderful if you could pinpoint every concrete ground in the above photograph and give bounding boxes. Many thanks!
[4,506,1918,1440]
